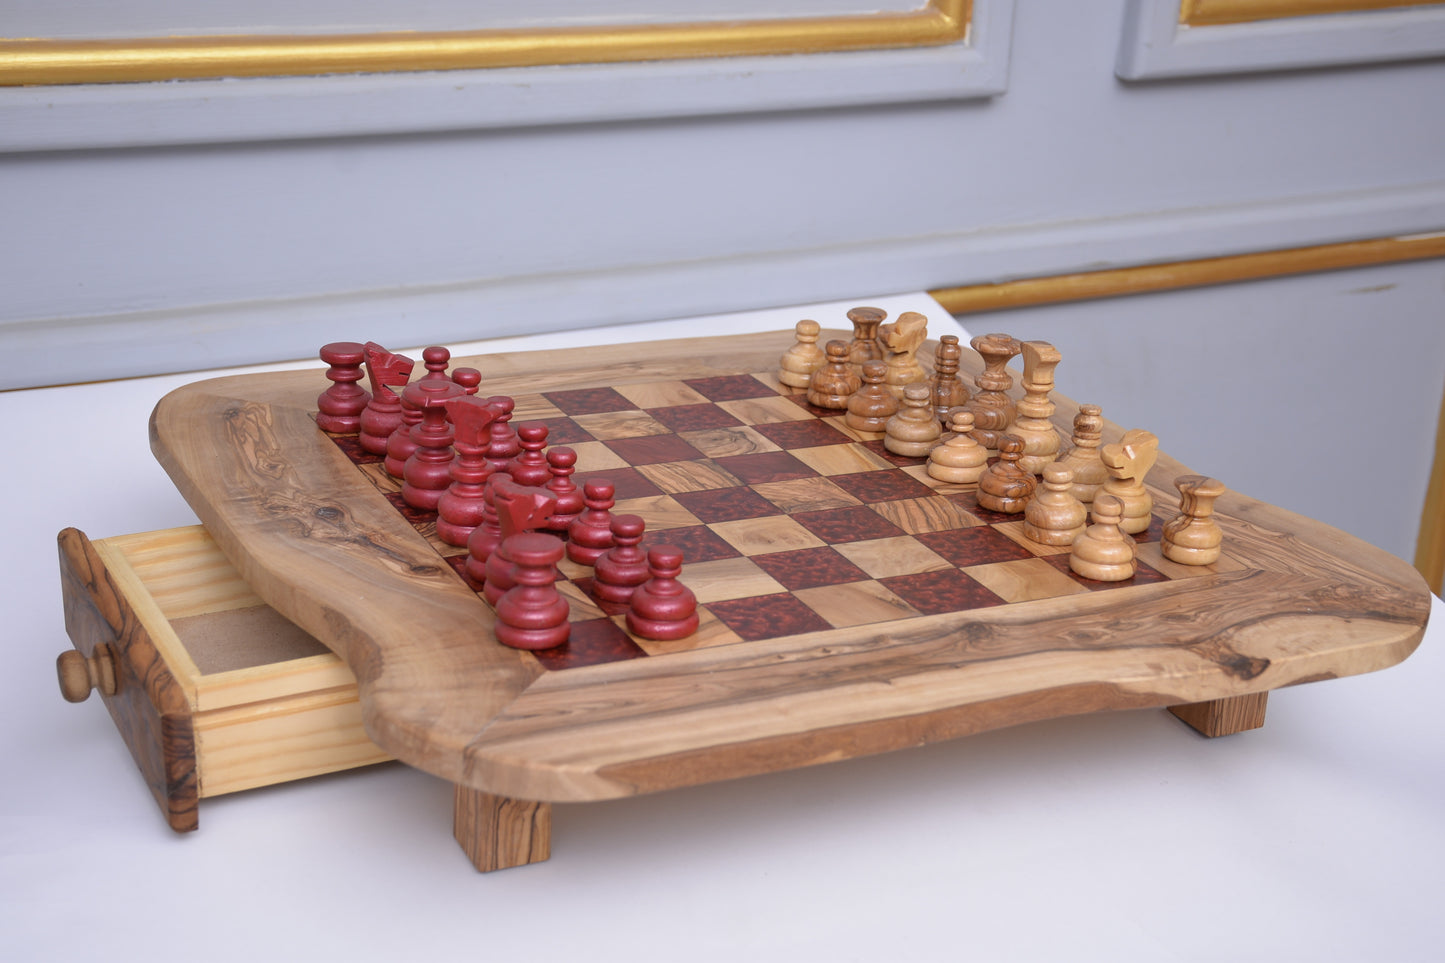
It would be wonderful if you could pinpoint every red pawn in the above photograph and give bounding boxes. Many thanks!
[509,422,552,487]
[544,447,584,532]
[592,515,650,614]
[495,533,571,651]
[316,341,370,433]
[418,345,451,382]
[452,367,482,396]
[626,545,699,641]
[566,480,615,565]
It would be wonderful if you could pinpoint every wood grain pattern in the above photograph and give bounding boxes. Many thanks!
[149,331,1432,806]
[58,528,199,832]
[1168,692,1268,737]
[453,787,551,873]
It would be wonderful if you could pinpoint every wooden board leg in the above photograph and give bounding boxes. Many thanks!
[1168,691,1269,737]
[453,785,551,872]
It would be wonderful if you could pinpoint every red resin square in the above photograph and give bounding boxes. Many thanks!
[329,433,383,465]
[916,527,1036,566]
[531,617,649,670]
[791,505,907,544]
[604,434,706,466]
[683,374,779,401]
[645,403,744,432]
[543,386,636,416]
[384,491,438,527]
[533,416,595,446]
[830,469,937,503]
[879,569,1007,616]
[673,486,785,523]
[573,467,665,500]
[640,524,743,562]
[707,592,834,641]
[752,419,855,450]
[751,546,870,591]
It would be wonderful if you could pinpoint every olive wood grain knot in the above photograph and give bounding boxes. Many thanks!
[57,644,117,702]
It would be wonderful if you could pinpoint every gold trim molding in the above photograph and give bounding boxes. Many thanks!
[1180,0,1441,27]
[0,1,970,86]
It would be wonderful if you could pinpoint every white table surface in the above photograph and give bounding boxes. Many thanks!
[4,293,1442,963]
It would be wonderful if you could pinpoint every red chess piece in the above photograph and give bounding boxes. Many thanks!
[485,396,519,473]
[400,380,464,509]
[419,345,451,382]
[494,533,571,650]
[508,422,552,487]
[465,472,511,587]
[484,478,558,605]
[592,515,650,614]
[626,545,699,640]
[437,396,502,546]
[384,382,426,478]
[566,480,615,565]
[358,343,414,454]
[543,447,584,532]
[452,367,481,396]
[316,341,370,433]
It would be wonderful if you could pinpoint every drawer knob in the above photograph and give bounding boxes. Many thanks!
[57,645,117,702]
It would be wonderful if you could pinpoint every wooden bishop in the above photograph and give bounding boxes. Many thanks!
[929,334,970,424]
[1056,404,1108,505]
[964,333,1022,451]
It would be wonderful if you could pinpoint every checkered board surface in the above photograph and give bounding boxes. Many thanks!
[327,371,1174,672]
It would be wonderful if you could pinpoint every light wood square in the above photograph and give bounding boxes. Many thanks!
[752,476,861,513]
[1136,542,1248,580]
[869,496,981,535]
[615,380,711,409]
[614,494,702,531]
[716,395,812,425]
[509,394,564,421]
[358,461,400,494]
[557,580,608,621]
[572,410,670,441]
[833,536,952,579]
[794,581,920,628]
[993,520,1073,556]
[828,419,886,443]
[748,369,792,393]
[630,605,743,656]
[900,462,980,494]
[636,459,743,494]
[963,558,1090,604]
[681,557,787,603]
[569,440,632,473]
[678,425,781,458]
[791,443,895,476]
[709,516,827,555]
[557,555,592,581]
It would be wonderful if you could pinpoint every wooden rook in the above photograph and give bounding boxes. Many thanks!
[845,360,898,434]
[316,341,370,433]
[977,435,1036,514]
[807,340,861,410]
[1009,340,1063,475]
[1100,428,1160,535]
[1069,493,1136,582]
[778,319,827,388]
[929,334,971,424]
[845,305,887,373]
[927,409,988,485]
[358,342,414,455]
[1162,475,1228,566]
[879,310,929,399]
[1056,404,1108,505]
[964,333,1023,451]
[885,383,942,457]
[1023,463,1088,546]
[626,545,699,640]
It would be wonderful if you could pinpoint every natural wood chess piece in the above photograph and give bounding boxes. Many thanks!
[778,319,827,388]
[976,435,1036,513]
[807,339,862,409]
[1009,340,1063,475]
[879,311,929,399]
[845,360,899,433]
[845,306,886,374]
[884,384,943,457]
[927,410,988,484]
[1162,475,1227,565]
[929,334,970,424]
[1069,493,1136,582]
[964,333,1022,451]
[1100,428,1159,535]
[1023,463,1088,546]
[1056,403,1108,505]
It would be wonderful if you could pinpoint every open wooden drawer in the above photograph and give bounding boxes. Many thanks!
[56,526,391,831]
